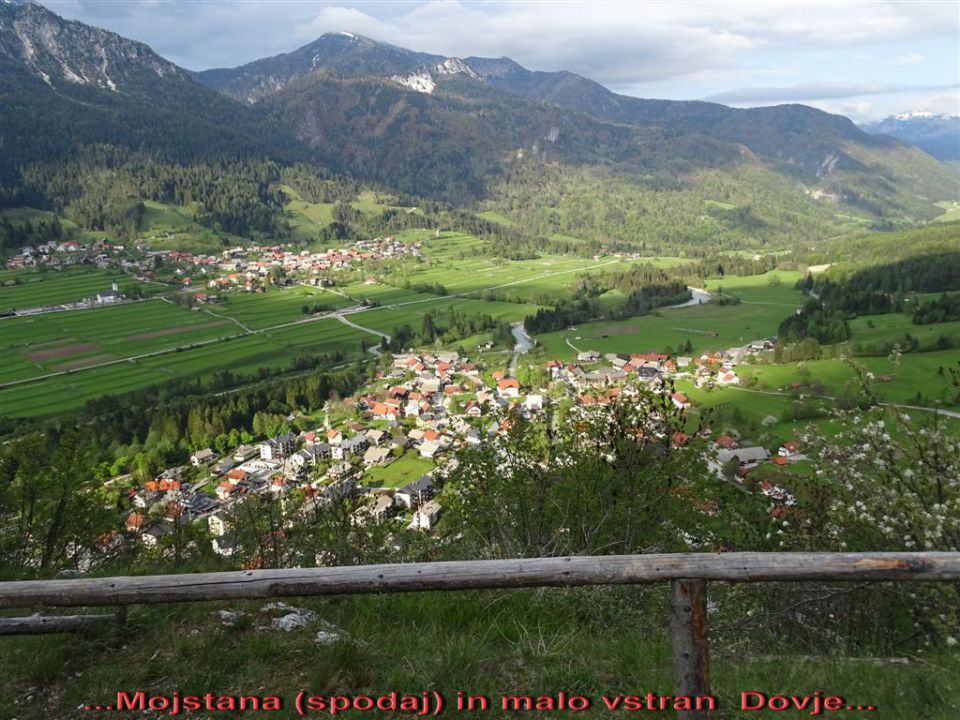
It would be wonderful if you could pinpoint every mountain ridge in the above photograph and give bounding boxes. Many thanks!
[0,0,316,179]
[861,113,960,162]
[1,7,956,236]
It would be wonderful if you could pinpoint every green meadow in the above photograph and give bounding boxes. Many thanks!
[0,266,158,311]
[0,311,376,417]
[531,270,806,361]
[364,453,434,489]
[211,285,355,330]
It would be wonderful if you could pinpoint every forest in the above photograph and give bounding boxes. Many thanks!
[779,252,960,346]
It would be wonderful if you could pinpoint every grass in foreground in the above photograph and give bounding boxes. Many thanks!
[0,588,956,719]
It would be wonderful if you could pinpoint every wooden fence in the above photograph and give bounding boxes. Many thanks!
[1,552,958,719]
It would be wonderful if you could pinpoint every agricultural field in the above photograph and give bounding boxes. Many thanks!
[530,270,806,360]
[0,312,373,418]
[0,266,160,311]
[391,243,633,304]
[336,282,437,307]
[210,286,356,330]
[0,299,242,382]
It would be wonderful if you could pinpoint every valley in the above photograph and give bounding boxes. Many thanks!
[0,2,958,716]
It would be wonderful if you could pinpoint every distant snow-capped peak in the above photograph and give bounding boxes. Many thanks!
[891,111,955,121]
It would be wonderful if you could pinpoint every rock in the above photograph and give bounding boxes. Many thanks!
[314,621,346,645]
[259,601,299,615]
[217,609,246,626]
[269,609,317,632]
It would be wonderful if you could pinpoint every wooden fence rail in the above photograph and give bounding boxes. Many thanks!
[1,552,958,720]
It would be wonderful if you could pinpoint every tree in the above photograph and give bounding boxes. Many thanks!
[439,384,721,559]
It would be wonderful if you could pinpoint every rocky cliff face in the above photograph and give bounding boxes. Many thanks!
[0,0,182,92]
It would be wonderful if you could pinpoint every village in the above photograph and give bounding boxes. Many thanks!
[108,338,803,567]
[2,235,421,314]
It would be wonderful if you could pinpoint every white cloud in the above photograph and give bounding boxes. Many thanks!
[36,0,960,120]
[706,82,958,104]
[891,52,925,65]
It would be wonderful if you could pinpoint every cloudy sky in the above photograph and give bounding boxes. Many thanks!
[43,0,959,122]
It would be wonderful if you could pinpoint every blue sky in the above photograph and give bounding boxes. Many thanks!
[44,0,959,121]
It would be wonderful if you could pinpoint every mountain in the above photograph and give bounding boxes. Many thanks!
[1,5,956,246]
[197,32,957,217]
[197,32,442,104]
[861,113,960,162]
[0,0,310,180]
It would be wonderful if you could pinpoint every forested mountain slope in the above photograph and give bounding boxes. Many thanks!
[0,0,312,181]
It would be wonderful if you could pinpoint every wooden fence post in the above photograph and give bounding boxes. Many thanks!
[670,578,711,720]
[0,613,119,636]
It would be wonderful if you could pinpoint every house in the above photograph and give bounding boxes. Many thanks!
[717,369,740,385]
[327,462,355,480]
[326,429,343,446]
[333,434,367,460]
[671,392,691,410]
[186,494,218,517]
[125,512,147,533]
[233,444,258,462]
[374,402,402,420]
[715,435,740,450]
[779,441,801,458]
[395,475,434,508]
[216,481,239,500]
[717,446,770,467]
[214,457,235,476]
[409,500,442,531]
[259,432,296,461]
[497,379,520,398]
[190,448,217,467]
[289,448,318,473]
[419,439,442,459]
[141,523,172,548]
[547,359,563,379]
[355,494,393,525]
[577,350,599,363]
[636,366,661,382]
[524,394,544,412]
[363,446,393,466]
[225,468,247,484]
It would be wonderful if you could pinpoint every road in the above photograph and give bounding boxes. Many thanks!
[332,314,390,358]
[4,260,623,389]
